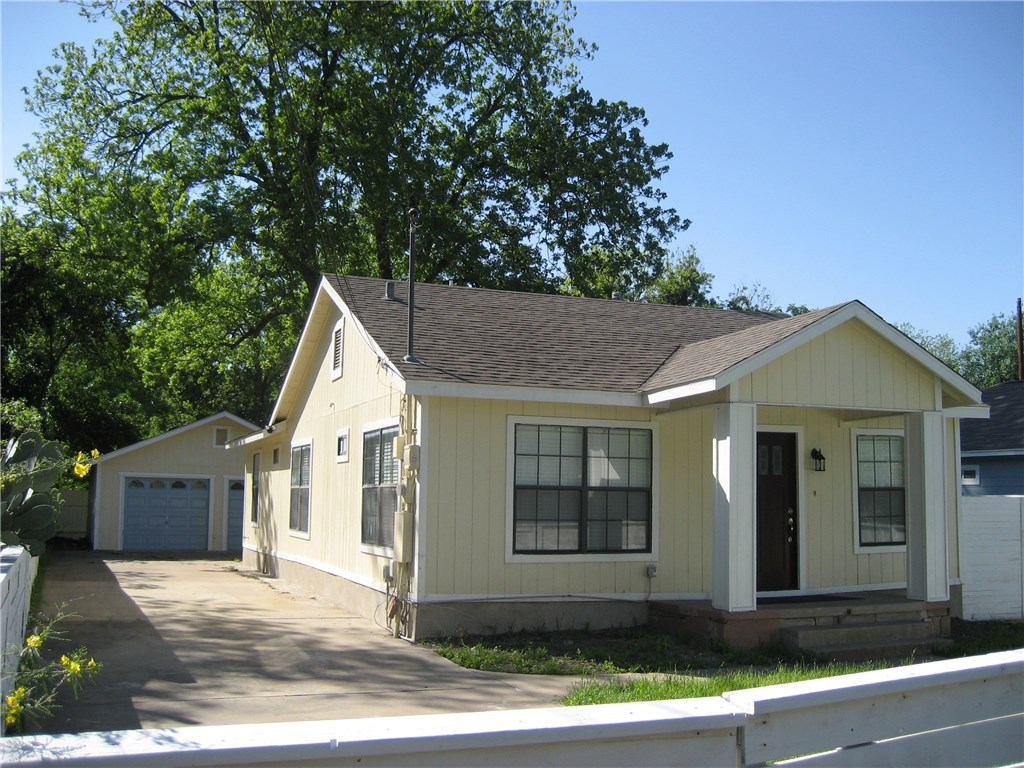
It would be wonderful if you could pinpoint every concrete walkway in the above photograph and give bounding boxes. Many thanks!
[28,551,582,735]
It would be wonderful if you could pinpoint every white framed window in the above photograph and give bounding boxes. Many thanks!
[336,427,350,463]
[361,424,399,551]
[330,317,345,380]
[508,416,655,561]
[290,440,313,536]
[250,453,260,525]
[214,427,230,446]
[852,429,905,553]
[961,464,980,486]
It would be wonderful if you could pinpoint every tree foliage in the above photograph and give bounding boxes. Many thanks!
[899,312,1019,389]
[3,0,683,448]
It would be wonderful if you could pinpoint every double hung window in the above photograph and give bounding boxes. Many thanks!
[362,426,399,549]
[290,443,312,533]
[513,424,652,554]
[855,433,905,547]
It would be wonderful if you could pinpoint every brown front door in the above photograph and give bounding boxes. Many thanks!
[756,432,798,591]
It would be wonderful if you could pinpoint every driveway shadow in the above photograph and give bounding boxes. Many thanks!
[27,551,197,734]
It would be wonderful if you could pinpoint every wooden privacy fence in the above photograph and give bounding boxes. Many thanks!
[960,495,1024,620]
[2,650,1021,768]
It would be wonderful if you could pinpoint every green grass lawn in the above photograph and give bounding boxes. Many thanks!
[425,619,1023,705]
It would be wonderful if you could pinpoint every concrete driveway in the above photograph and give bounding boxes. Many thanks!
[28,551,582,735]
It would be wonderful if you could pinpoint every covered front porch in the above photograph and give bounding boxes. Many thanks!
[649,589,954,659]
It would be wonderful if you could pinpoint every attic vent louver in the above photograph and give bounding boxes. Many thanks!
[384,281,395,300]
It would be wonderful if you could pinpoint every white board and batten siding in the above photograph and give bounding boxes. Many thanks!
[960,495,1024,620]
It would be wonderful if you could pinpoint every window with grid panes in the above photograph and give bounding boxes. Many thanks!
[855,433,906,546]
[362,426,399,549]
[513,424,652,554]
[290,443,311,533]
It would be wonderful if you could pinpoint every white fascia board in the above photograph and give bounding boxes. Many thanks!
[643,378,718,405]
[230,423,287,448]
[944,405,990,420]
[269,279,407,425]
[98,412,259,462]
[711,302,982,405]
[320,279,407,388]
[403,379,643,408]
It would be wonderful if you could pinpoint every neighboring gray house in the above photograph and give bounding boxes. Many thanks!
[960,380,1024,496]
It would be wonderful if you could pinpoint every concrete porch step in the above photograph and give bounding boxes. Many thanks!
[805,636,955,662]
[781,619,943,655]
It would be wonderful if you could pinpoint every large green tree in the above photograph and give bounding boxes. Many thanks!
[4,0,683,445]
[899,312,1019,390]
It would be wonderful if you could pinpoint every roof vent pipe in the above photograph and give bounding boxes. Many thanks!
[611,291,623,300]
[384,281,395,300]
[403,208,420,364]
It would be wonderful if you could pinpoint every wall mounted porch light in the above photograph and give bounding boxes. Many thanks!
[810,448,826,472]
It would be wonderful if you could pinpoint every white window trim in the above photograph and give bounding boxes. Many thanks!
[289,438,313,540]
[359,418,401,556]
[330,317,345,380]
[505,414,659,564]
[336,427,351,464]
[213,426,230,447]
[960,464,980,486]
[250,452,261,528]
[851,428,906,555]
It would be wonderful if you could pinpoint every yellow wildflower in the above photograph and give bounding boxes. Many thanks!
[73,462,90,478]
[87,658,98,670]
[90,449,100,459]
[5,714,16,726]
[68,661,82,676]
[60,654,70,667]
[25,635,41,649]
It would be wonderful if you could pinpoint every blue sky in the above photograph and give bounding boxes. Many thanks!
[3,1,1022,343]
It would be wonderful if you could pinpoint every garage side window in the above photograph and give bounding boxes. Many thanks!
[250,453,260,525]
[290,443,312,534]
[362,426,399,549]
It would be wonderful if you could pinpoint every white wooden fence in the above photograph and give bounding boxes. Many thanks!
[2,650,1021,768]
[960,496,1024,620]
[0,547,37,707]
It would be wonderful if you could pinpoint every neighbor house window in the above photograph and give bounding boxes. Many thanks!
[290,442,312,534]
[214,427,230,446]
[855,432,905,547]
[362,425,399,549]
[961,465,980,486]
[250,453,260,525]
[513,424,652,554]
[331,317,345,380]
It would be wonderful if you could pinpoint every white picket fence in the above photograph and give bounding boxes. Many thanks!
[2,650,1021,768]
[960,496,1024,620]
[0,546,37,706]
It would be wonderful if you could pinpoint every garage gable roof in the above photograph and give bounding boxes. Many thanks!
[98,412,259,462]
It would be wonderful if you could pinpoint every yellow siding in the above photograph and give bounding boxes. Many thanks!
[94,415,248,550]
[737,319,938,410]
[422,398,665,598]
[244,307,401,587]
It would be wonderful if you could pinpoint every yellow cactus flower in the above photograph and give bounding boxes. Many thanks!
[25,635,41,649]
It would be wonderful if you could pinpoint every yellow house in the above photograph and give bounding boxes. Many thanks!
[236,275,986,648]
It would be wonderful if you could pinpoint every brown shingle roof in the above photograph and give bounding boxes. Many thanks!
[960,380,1024,452]
[327,275,790,393]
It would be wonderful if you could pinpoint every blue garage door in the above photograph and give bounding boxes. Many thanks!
[226,480,244,551]
[123,477,210,550]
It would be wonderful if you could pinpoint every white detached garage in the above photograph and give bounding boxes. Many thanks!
[91,412,257,552]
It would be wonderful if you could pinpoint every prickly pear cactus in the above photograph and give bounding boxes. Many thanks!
[1,431,65,555]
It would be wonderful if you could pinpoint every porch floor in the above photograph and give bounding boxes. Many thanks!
[649,590,953,659]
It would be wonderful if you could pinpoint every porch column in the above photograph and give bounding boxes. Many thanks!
[905,411,949,602]
[712,403,757,612]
